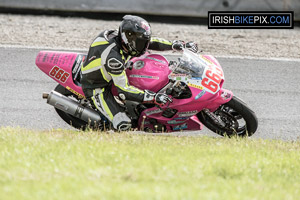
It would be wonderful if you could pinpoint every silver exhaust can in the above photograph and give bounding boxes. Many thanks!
[43,90,102,124]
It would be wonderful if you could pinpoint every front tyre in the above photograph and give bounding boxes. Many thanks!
[197,96,258,137]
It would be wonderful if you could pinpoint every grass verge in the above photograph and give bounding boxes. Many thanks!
[0,127,300,200]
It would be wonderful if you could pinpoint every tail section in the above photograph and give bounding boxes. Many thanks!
[35,51,86,98]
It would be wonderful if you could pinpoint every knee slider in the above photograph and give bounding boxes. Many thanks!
[112,112,131,131]
[117,122,132,131]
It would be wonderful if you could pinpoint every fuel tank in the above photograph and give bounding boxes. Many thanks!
[126,54,171,93]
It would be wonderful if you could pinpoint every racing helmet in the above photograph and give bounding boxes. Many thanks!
[119,15,151,57]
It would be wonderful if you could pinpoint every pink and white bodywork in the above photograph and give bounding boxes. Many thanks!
[125,51,233,132]
[36,51,85,98]
[36,50,237,133]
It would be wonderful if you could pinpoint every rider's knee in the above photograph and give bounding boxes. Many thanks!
[113,112,131,131]
[117,122,132,131]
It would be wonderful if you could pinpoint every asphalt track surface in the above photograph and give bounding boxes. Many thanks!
[1,46,300,140]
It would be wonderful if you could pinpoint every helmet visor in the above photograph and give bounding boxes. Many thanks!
[134,36,150,56]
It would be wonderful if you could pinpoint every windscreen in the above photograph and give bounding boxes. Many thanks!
[172,49,207,78]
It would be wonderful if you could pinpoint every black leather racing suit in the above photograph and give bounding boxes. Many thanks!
[80,30,173,130]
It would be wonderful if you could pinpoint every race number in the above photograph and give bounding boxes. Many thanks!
[201,65,223,94]
[49,66,70,83]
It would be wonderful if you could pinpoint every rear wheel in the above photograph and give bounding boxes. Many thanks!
[197,96,258,137]
[54,84,89,130]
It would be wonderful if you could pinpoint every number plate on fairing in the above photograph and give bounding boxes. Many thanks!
[170,53,224,95]
[199,63,224,94]
[186,55,224,94]
[49,66,70,83]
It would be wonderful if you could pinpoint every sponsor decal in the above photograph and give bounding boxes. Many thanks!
[88,56,96,62]
[195,90,206,100]
[66,86,85,99]
[168,73,188,81]
[175,77,188,81]
[129,74,159,79]
[221,91,232,100]
[174,117,189,120]
[54,102,68,111]
[173,123,188,131]
[72,55,83,74]
[73,55,86,81]
[42,53,48,62]
[169,73,186,77]
[145,56,167,64]
[40,52,76,67]
[49,66,70,83]
[133,60,145,69]
[108,58,123,69]
[50,53,56,63]
[191,77,202,80]
[145,109,162,116]
[36,52,43,62]
[53,54,60,65]
[188,83,204,90]
[167,120,186,124]
[177,110,198,117]
[200,55,214,65]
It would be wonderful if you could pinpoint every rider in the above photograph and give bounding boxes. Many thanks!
[80,15,198,131]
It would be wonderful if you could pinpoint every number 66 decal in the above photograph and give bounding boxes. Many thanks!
[49,66,70,83]
[202,77,218,93]
[201,65,223,94]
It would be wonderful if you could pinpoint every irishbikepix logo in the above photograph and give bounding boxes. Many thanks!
[208,11,294,29]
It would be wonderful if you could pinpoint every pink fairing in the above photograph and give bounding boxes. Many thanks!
[35,51,85,98]
[111,54,171,96]
[132,50,233,132]
[36,49,233,132]
[126,54,171,92]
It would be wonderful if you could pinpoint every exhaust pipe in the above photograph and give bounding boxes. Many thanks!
[43,90,102,124]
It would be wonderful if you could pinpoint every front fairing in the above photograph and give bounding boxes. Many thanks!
[136,50,233,132]
[167,50,231,112]
[169,49,225,95]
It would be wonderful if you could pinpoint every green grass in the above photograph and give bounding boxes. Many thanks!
[1,127,300,200]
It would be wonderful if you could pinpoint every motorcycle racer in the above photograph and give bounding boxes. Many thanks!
[80,15,198,131]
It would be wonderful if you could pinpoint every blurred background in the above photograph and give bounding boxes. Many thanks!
[0,0,299,21]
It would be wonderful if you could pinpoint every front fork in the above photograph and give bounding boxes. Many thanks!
[205,88,233,112]
[203,88,233,114]
[199,88,233,128]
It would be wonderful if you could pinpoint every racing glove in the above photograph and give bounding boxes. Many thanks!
[172,40,198,53]
[143,90,172,106]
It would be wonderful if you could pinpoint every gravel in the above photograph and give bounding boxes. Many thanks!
[1,14,299,58]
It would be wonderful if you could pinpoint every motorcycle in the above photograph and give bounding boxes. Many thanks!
[36,49,258,137]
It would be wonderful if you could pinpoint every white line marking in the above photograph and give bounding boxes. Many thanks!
[214,55,300,62]
[1,44,300,62]
[0,44,88,52]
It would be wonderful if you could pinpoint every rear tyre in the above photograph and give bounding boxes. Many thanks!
[197,96,258,137]
[54,84,89,130]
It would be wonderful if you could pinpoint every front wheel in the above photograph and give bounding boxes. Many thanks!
[197,96,258,137]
